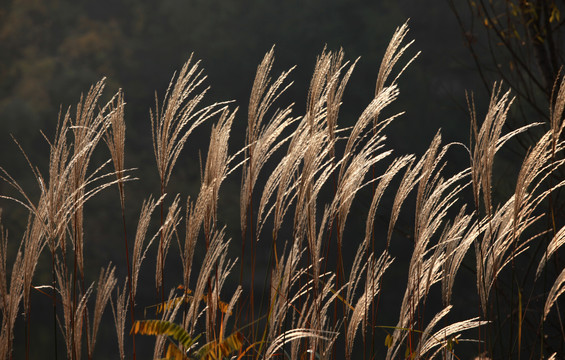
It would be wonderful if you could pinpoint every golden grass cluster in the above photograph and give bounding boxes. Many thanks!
[1,22,564,359]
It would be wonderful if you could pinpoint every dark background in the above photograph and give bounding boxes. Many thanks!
[0,0,506,358]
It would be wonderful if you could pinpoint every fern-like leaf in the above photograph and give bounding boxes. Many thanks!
[131,320,198,350]
[196,331,244,360]
[165,341,189,360]
[152,292,231,315]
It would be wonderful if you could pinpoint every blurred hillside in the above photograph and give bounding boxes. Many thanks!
[0,0,483,160]
[0,0,486,256]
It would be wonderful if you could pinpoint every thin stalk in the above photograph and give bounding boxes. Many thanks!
[253,237,276,359]
[493,278,503,357]
[117,186,136,359]
[75,228,91,360]
[159,181,165,303]
[239,223,246,288]
[242,149,256,344]
[83,274,91,360]
[370,163,375,360]
[25,308,30,360]
[325,171,337,360]
[249,213,257,346]
[71,210,79,360]
[51,252,59,360]
[120,205,136,360]
[306,202,320,360]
